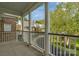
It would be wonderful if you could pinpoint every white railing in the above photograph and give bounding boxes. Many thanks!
[0,31,16,43]
[16,31,22,41]
[31,32,45,50]
[16,31,45,53]
[23,31,29,44]
[16,31,78,56]
[49,33,77,56]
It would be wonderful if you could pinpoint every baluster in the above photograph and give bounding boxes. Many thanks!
[50,35,52,54]
[56,36,58,56]
[5,32,8,42]
[53,35,55,55]
[64,36,66,56]
[74,38,76,56]
[2,32,3,42]
[60,36,62,56]
[6,32,7,42]
[69,37,71,56]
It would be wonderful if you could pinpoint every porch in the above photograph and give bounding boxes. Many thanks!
[0,2,78,56]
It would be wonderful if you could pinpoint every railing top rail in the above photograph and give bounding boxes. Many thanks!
[48,33,79,38]
[0,31,16,32]
[16,30,79,38]
[30,31,45,33]
[16,31,45,33]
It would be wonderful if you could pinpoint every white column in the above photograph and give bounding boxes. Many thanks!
[45,2,50,55]
[22,16,24,41]
[29,12,32,45]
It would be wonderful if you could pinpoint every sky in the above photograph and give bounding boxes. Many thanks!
[30,2,59,21]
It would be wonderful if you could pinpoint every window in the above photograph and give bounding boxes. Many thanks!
[4,24,11,32]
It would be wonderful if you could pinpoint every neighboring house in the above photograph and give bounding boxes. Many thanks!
[23,20,29,31]
[16,20,22,31]
[32,23,45,32]
[16,24,22,31]
[16,20,45,32]
[16,20,30,31]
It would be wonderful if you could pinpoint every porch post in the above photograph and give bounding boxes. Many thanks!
[22,16,24,41]
[28,12,32,45]
[45,2,50,55]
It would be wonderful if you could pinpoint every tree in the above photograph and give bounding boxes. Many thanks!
[49,2,79,46]
[50,2,79,35]
[35,20,45,24]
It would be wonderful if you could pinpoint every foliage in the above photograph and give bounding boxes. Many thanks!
[35,20,45,24]
[33,2,79,35]
[50,2,79,35]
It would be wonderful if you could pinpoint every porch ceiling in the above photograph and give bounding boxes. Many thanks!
[0,2,40,16]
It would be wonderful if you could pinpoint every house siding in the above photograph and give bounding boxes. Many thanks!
[0,17,16,42]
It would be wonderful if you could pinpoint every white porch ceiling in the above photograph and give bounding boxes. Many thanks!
[0,2,40,16]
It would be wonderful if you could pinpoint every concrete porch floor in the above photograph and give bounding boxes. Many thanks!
[0,40,42,56]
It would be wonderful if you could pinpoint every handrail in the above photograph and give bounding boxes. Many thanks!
[48,33,79,38]
[0,31,16,32]
[30,31,45,33]
[16,31,79,38]
[16,30,45,34]
[16,31,77,56]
